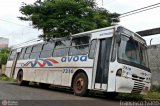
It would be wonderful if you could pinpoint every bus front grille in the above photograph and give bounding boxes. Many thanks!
[131,81,144,94]
[132,74,145,81]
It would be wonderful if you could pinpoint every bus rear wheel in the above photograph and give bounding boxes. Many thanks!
[17,71,29,86]
[73,72,88,96]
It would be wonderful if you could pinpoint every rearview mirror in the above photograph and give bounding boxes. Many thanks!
[116,34,121,44]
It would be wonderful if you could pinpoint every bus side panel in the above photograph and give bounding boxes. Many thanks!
[15,60,35,81]
[34,68,48,83]
[5,61,13,77]
[61,68,70,86]
[47,69,62,85]
[14,56,94,88]
[35,68,62,85]
[23,68,36,81]
[107,62,120,92]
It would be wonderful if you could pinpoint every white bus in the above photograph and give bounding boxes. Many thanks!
[5,25,151,97]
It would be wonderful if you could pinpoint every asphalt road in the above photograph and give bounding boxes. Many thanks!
[0,80,120,106]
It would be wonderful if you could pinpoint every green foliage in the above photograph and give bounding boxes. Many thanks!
[143,85,160,100]
[117,86,160,100]
[144,91,160,100]
[0,75,16,82]
[117,92,160,100]
[117,93,144,101]
[19,0,119,40]
[0,48,10,65]
[151,85,160,92]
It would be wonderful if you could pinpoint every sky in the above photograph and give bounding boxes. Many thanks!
[96,0,160,45]
[0,0,42,46]
[0,0,160,46]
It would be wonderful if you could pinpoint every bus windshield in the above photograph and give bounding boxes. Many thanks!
[118,34,149,69]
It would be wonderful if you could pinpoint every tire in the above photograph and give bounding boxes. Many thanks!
[17,71,29,86]
[73,72,88,96]
[103,92,118,99]
[39,83,50,89]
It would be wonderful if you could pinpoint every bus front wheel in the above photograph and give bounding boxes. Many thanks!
[73,72,88,96]
[17,71,29,86]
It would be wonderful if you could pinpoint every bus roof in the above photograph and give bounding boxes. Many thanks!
[71,25,119,37]
[11,25,145,50]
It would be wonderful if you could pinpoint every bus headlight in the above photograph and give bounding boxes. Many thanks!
[116,69,122,76]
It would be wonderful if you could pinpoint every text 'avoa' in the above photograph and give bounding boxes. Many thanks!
[61,55,87,62]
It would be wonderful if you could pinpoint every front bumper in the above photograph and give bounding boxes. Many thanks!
[116,77,151,94]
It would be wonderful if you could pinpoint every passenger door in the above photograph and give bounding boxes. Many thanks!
[94,38,112,90]
[10,48,21,77]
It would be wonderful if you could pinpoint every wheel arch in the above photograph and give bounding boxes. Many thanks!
[71,69,88,88]
[17,68,23,79]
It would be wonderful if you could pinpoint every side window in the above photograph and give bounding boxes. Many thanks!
[19,48,26,60]
[23,46,33,59]
[32,44,42,52]
[89,40,97,59]
[42,42,55,51]
[9,49,17,60]
[26,46,32,53]
[69,36,90,56]
[53,38,70,57]
[40,42,55,58]
[55,39,70,49]
[30,44,43,59]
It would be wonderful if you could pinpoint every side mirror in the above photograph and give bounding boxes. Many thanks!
[129,36,133,40]
[116,34,121,45]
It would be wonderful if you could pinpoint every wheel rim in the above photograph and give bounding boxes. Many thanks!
[75,78,84,92]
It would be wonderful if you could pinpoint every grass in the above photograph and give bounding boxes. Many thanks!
[117,86,160,100]
[144,86,160,100]
[144,91,160,100]
[117,93,144,101]
[0,74,16,82]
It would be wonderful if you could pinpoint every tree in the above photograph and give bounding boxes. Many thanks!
[0,48,10,66]
[19,0,119,40]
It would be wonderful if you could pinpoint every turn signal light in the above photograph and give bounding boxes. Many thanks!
[116,69,122,76]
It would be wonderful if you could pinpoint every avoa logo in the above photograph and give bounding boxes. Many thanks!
[61,55,87,62]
